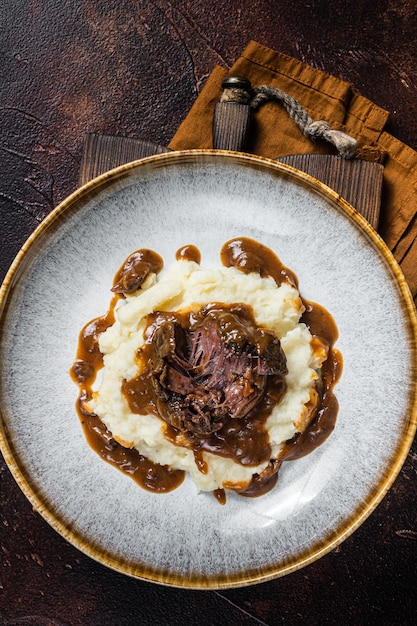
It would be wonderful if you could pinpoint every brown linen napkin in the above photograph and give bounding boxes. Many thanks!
[169,41,417,306]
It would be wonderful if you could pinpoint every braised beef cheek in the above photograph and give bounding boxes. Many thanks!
[140,303,288,436]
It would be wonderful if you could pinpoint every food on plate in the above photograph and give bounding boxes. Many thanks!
[71,237,342,503]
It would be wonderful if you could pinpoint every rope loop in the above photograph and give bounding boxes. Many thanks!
[304,120,332,139]
[221,81,357,159]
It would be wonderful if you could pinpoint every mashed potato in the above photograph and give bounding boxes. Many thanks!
[89,259,326,493]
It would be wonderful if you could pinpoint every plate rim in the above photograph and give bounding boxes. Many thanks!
[1,149,416,589]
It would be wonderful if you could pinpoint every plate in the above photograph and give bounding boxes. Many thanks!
[1,150,416,589]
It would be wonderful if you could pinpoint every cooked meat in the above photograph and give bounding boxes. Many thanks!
[149,305,288,435]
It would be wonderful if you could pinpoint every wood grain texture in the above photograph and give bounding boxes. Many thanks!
[277,155,384,229]
[79,133,170,184]
[212,102,253,152]
[1,1,417,624]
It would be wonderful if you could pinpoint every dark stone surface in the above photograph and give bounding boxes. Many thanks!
[1,1,416,624]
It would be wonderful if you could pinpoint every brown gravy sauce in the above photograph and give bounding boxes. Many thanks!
[71,237,342,502]
[175,244,201,264]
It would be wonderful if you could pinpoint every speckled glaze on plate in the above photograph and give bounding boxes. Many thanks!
[1,151,416,589]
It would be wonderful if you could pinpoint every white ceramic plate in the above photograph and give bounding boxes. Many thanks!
[1,151,416,588]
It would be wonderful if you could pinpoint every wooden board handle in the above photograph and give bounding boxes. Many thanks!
[212,76,252,151]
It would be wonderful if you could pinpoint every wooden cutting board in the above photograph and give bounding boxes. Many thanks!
[79,132,384,229]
